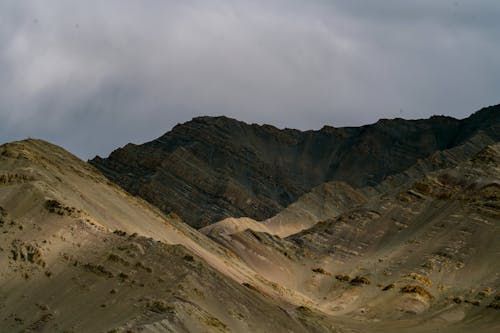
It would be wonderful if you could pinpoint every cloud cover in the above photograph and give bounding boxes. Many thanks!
[1,0,499,158]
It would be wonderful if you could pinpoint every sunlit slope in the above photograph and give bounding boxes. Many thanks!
[204,144,500,332]
[0,139,336,332]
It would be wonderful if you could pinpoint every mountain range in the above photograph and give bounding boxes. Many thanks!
[0,104,499,332]
[90,104,500,228]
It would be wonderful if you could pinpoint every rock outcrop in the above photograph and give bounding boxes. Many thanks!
[90,104,500,228]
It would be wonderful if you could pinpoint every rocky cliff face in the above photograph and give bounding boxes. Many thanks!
[90,104,500,228]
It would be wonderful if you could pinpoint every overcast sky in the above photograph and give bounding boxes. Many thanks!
[1,1,499,159]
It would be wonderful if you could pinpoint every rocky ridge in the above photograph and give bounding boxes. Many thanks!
[90,104,500,228]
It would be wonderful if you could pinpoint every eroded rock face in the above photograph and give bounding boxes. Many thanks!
[90,105,500,228]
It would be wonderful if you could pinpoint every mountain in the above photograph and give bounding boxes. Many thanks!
[201,181,367,238]
[90,104,500,228]
[1,116,499,332]
[202,143,500,333]
[0,139,336,332]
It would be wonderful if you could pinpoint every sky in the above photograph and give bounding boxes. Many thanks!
[1,0,499,159]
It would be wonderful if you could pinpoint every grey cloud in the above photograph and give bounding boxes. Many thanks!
[1,0,499,159]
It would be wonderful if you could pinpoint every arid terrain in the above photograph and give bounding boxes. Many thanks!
[1,105,499,332]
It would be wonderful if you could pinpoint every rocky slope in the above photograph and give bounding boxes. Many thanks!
[203,143,500,333]
[0,140,336,332]
[90,104,500,228]
[201,181,367,238]
[1,135,498,332]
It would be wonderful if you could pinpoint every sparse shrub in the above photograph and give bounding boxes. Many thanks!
[135,261,153,273]
[400,285,434,299]
[147,300,174,314]
[403,272,432,286]
[204,316,228,329]
[464,299,480,306]
[0,207,6,226]
[350,276,370,286]
[312,267,330,275]
[487,302,500,310]
[183,255,194,262]
[335,274,350,282]
[453,296,463,304]
[44,199,78,216]
[107,253,130,266]
[478,287,492,298]
[82,263,114,278]
[113,230,127,237]
[296,305,313,314]
[10,240,45,267]
[0,206,6,216]
[45,199,62,213]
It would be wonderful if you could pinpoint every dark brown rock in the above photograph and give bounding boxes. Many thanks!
[90,105,500,228]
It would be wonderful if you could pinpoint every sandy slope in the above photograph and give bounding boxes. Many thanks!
[203,144,500,332]
[1,138,499,333]
[0,140,335,332]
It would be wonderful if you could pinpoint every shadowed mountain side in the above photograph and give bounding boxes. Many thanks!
[203,144,500,332]
[0,139,338,332]
[363,124,500,196]
[90,104,500,228]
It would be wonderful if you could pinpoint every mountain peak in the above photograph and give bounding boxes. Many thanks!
[90,105,500,228]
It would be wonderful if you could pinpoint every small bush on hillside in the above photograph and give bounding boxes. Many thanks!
[335,274,350,282]
[312,267,330,275]
[403,272,432,286]
[400,285,434,300]
[350,276,370,286]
